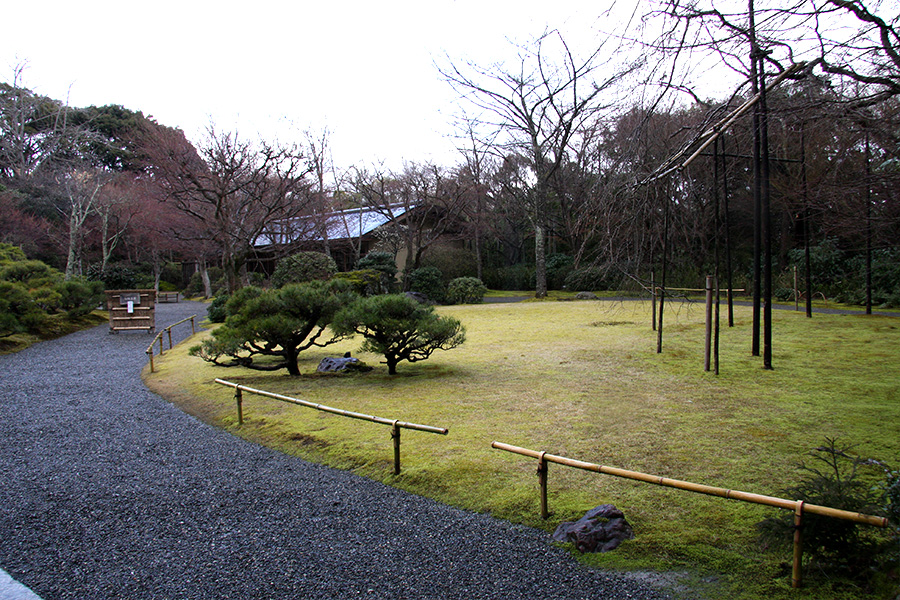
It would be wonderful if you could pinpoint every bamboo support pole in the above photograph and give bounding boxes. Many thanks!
[215,379,448,474]
[538,451,549,519]
[235,387,243,425]
[167,327,174,350]
[147,349,154,373]
[145,315,198,372]
[793,501,805,588]
[705,276,714,372]
[158,335,164,355]
[391,421,401,475]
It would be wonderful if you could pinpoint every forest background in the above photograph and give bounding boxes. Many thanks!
[1,0,899,318]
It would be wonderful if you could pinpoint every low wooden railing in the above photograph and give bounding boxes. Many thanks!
[491,441,889,589]
[215,379,448,475]
[145,315,197,372]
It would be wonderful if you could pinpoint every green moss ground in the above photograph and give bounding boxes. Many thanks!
[146,299,900,600]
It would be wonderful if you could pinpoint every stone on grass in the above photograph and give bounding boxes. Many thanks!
[316,355,372,373]
[551,504,634,553]
[574,292,599,300]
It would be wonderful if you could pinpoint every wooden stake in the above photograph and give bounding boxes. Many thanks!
[792,500,805,588]
[538,451,549,519]
[705,276,714,372]
[235,388,243,425]
[392,420,401,475]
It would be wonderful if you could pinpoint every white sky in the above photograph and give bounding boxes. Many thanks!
[2,0,645,171]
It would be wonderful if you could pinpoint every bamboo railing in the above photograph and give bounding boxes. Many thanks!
[214,379,448,475]
[145,315,197,373]
[491,441,889,589]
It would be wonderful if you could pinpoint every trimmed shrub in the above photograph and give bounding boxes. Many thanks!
[54,278,104,318]
[408,266,446,304]
[207,294,230,323]
[271,251,337,288]
[446,277,487,304]
[333,269,386,296]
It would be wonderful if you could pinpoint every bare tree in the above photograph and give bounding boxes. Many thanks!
[441,31,638,297]
[141,124,314,293]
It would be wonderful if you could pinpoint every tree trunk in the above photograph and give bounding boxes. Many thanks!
[534,222,547,298]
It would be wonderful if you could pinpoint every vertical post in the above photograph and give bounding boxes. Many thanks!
[190,316,196,335]
[792,500,805,588]
[167,327,174,350]
[794,266,799,311]
[147,349,155,373]
[391,421,401,475]
[235,388,243,425]
[538,451,549,520]
[158,335,164,356]
[651,272,657,331]
[704,276,713,372]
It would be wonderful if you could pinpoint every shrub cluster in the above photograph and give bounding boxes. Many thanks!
[0,243,104,337]
[270,251,338,288]
[446,277,487,304]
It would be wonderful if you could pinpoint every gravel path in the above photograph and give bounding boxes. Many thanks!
[0,301,673,600]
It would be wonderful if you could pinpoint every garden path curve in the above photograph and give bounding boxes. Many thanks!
[0,301,670,600]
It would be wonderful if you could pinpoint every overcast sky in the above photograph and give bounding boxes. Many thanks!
[3,0,649,172]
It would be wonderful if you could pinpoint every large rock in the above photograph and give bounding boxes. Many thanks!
[551,504,634,553]
[316,355,372,373]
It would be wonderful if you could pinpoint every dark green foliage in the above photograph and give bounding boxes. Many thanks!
[482,265,535,291]
[788,241,900,307]
[0,280,44,336]
[333,269,387,296]
[420,246,478,282]
[190,280,356,376]
[207,295,230,323]
[271,252,338,288]
[446,277,487,304]
[355,251,398,293]
[564,266,611,292]
[54,278,104,318]
[547,253,574,290]
[331,294,465,374]
[757,439,894,584]
[408,266,446,303]
[0,243,27,263]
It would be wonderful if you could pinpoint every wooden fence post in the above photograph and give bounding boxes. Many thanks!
[538,451,549,519]
[167,327,174,350]
[705,275,714,372]
[391,421,401,475]
[147,349,154,373]
[235,388,243,425]
[792,500,805,588]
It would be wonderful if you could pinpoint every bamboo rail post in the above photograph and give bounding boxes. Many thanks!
[147,349,155,373]
[391,420,401,475]
[158,334,164,356]
[792,500,805,588]
[538,451,549,519]
[705,276,714,372]
[167,326,174,350]
[235,387,243,425]
[190,316,196,335]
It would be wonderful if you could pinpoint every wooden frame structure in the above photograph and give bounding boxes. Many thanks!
[106,289,156,333]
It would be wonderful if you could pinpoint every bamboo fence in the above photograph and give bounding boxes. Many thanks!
[214,379,448,475]
[491,441,889,589]
[145,315,197,373]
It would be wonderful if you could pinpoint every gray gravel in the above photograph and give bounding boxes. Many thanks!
[0,301,673,600]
